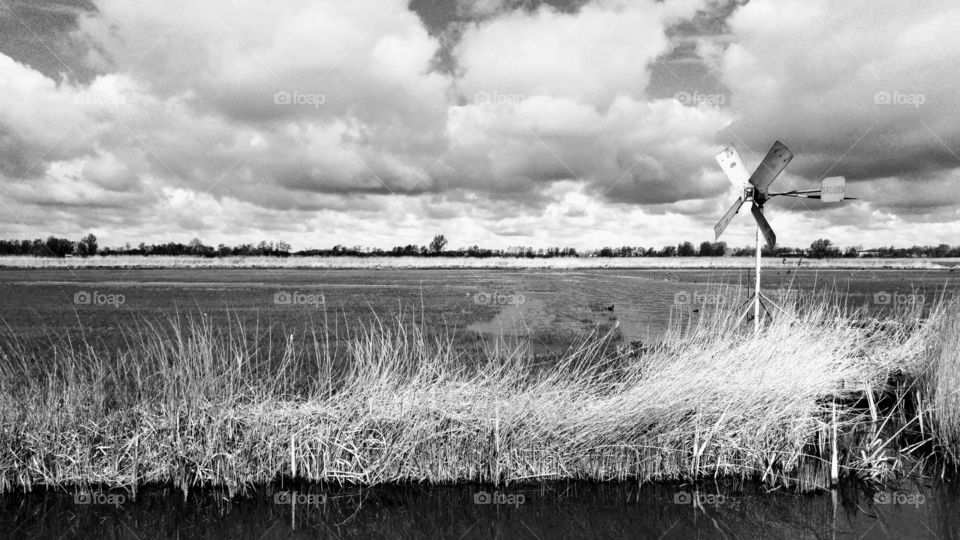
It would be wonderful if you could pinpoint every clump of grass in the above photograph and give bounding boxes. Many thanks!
[917,298,960,462]
[0,295,955,496]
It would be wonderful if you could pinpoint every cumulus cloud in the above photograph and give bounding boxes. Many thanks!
[443,0,732,207]
[713,0,960,188]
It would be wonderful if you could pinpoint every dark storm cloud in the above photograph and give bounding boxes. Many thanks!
[0,0,97,80]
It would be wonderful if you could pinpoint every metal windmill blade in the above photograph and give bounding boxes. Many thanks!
[750,203,776,250]
[713,144,750,240]
[716,145,751,190]
[747,141,793,196]
[714,195,745,240]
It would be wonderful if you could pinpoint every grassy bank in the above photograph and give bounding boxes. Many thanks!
[0,295,957,496]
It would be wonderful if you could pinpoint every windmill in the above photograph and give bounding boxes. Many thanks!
[713,141,855,332]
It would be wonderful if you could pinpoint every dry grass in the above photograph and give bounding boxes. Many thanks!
[0,293,956,497]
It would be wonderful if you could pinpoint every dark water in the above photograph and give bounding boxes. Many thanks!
[2,480,956,539]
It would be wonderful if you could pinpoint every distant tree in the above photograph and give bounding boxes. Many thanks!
[697,241,727,257]
[660,245,677,257]
[44,236,74,258]
[77,233,98,256]
[429,234,448,254]
[809,238,840,259]
[677,241,696,257]
[189,238,205,255]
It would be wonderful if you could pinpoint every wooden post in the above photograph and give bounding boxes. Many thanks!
[291,434,297,479]
[831,400,839,485]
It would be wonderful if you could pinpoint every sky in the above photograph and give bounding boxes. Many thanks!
[0,0,958,251]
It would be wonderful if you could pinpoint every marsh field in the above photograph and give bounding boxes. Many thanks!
[2,262,959,538]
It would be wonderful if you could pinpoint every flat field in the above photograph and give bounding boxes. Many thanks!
[0,266,955,349]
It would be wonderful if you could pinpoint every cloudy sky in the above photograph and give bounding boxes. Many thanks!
[1,0,958,251]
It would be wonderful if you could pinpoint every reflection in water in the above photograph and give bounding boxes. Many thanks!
[3,480,956,539]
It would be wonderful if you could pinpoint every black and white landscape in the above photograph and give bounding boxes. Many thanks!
[1,2,959,539]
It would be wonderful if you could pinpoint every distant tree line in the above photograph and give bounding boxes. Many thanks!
[0,234,99,258]
[2,233,960,259]
[99,239,293,258]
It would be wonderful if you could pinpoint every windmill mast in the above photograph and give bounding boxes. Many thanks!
[753,211,761,333]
